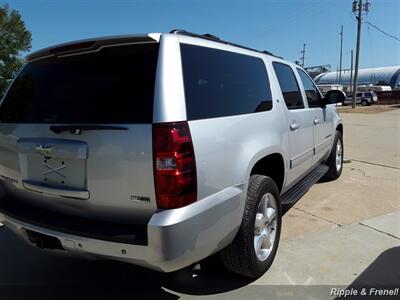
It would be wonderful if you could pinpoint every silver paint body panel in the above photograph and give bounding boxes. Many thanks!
[0,124,157,223]
[0,33,342,272]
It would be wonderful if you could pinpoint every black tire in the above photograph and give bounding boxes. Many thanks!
[324,131,343,181]
[220,175,282,278]
[361,99,368,106]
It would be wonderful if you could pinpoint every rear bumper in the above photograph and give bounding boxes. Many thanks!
[0,183,245,272]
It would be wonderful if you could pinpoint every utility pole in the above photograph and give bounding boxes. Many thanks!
[336,65,339,84]
[339,25,344,85]
[301,43,306,67]
[352,0,370,108]
[349,49,354,94]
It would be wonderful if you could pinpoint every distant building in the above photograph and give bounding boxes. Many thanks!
[314,66,400,90]
[304,65,331,79]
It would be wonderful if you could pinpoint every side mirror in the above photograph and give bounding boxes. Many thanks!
[323,90,346,107]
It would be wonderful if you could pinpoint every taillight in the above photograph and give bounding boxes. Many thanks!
[153,122,197,209]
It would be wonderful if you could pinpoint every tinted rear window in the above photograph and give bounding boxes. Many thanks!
[0,43,159,123]
[180,44,272,120]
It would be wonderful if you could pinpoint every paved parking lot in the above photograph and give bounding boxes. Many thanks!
[0,108,399,299]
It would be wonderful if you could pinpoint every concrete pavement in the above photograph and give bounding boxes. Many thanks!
[255,211,400,286]
[340,109,400,169]
[281,159,400,240]
[282,109,400,240]
[0,210,398,299]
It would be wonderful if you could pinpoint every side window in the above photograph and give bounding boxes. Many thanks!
[272,62,304,109]
[356,93,362,97]
[180,44,273,120]
[297,68,321,108]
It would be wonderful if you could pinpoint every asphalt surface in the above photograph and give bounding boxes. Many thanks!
[0,108,399,299]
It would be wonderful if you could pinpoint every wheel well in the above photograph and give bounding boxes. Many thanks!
[250,154,284,192]
[336,123,343,136]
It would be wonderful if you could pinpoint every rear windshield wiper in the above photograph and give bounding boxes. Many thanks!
[49,125,129,135]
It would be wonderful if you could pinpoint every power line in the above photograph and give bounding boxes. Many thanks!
[364,20,400,43]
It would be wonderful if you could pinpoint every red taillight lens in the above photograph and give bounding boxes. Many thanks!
[153,122,197,209]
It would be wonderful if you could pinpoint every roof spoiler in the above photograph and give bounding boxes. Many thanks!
[27,34,159,62]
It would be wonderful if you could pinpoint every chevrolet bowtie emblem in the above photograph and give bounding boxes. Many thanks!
[34,144,54,156]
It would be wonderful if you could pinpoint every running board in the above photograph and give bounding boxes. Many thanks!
[281,165,329,206]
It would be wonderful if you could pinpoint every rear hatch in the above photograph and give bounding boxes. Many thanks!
[0,38,159,224]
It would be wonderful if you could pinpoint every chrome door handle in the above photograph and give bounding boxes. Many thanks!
[290,122,299,131]
[313,118,320,125]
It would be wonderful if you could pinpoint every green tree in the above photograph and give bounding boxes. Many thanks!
[0,3,31,97]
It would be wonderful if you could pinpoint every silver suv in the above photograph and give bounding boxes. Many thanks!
[344,91,378,106]
[0,30,344,278]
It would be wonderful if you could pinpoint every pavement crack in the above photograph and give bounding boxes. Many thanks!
[347,158,400,170]
[359,222,400,240]
[351,167,367,176]
[292,207,342,227]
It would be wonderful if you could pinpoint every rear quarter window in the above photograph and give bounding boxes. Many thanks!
[0,43,159,124]
[272,62,304,110]
[180,44,272,120]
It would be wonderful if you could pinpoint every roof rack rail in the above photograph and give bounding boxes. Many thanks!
[170,29,221,42]
[169,29,282,59]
